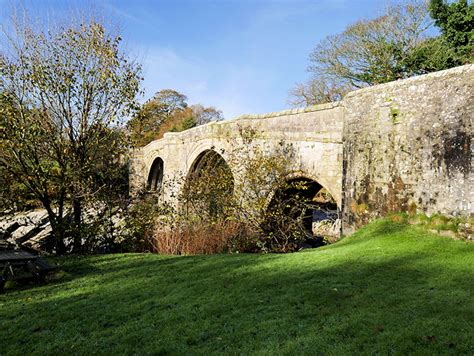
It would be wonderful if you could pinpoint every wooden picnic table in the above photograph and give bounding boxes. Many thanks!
[0,249,38,262]
[0,249,56,292]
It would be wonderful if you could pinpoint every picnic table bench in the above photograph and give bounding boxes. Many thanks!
[0,248,57,292]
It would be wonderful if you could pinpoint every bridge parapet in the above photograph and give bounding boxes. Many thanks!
[130,102,345,205]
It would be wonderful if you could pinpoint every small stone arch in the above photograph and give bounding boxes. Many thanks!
[147,157,164,191]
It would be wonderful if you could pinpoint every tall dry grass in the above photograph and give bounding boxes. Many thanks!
[149,220,256,255]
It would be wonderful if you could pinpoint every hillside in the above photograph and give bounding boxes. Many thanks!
[1,219,473,354]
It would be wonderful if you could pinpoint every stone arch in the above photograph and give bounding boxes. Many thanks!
[185,142,231,173]
[284,171,340,209]
[147,157,164,191]
[263,172,338,210]
[184,149,234,218]
[265,173,339,245]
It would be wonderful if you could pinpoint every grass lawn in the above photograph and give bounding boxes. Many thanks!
[1,219,473,355]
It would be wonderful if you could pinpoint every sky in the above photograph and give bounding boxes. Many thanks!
[0,0,401,118]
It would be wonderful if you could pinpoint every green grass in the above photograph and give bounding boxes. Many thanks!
[1,219,473,355]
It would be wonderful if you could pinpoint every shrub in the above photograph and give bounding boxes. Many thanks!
[122,192,165,252]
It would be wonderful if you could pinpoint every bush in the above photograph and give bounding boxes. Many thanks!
[122,192,165,252]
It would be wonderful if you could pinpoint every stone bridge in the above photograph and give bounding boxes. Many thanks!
[131,65,473,234]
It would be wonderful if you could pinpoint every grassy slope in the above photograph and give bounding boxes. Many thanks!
[1,219,473,355]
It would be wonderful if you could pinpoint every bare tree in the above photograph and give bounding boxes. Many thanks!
[190,104,224,125]
[289,1,439,106]
[310,1,432,88]
[288,76,350,107]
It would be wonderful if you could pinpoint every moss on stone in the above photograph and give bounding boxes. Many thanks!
[390,107,401,124]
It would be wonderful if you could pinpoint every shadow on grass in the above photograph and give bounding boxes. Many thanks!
[1,233,473,355]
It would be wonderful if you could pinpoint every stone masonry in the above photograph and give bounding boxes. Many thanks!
[342,65,473,233]
[130,102,345,206]
[131,65,474,235]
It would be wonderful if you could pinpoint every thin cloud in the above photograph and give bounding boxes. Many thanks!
[140,46,279,119]
[101,1,140,23]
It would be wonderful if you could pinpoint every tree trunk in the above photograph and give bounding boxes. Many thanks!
[72,198,82,253]
[41,198,67,255]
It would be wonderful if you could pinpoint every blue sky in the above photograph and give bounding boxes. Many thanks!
[1,0,400,118]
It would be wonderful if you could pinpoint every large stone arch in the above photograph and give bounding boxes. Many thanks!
[183,148,235,218]
[283,171,340,209]
[263,172,340,242]
[189,149,229,175]
[147,156,164,191]
[185,142,233,175]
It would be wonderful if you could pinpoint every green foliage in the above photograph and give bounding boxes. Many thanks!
[1,219,473,353]
[182,150,235,222]
[180,116,197,131]
[122,192,165,252]
[429,0,474,62]
[0,167,41,212]
[127,89,188,147]
[165,111,198,133]
[127,91,223,147]
[0,14,141,253]
[404,36,461,72]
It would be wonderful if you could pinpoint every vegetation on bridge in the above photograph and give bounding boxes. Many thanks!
[143,126,339,254]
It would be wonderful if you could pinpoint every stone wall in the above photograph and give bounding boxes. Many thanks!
[342,65,474,234]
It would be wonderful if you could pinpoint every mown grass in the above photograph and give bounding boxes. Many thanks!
[1,219,473,355]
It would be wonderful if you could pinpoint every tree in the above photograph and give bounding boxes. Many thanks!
[127,89,187,147]
[190,104,223,125]
[311,1,433,87]
[127,90,223,147]
[288,76,351,107]
[429,0,474,62]
[0,15,141,253]
[166,105,223,133]
[160,107,196,134]
[290,0,464,106]
[151,89,188,117]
